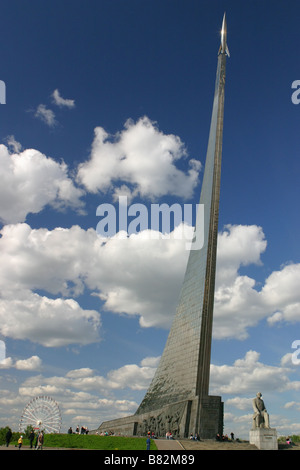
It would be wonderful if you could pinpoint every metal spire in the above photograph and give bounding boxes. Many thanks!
[219,12,230,57]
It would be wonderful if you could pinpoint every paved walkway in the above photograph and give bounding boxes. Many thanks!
[154,439,184,450]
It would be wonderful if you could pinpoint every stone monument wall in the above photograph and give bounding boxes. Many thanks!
[94,395,223,439]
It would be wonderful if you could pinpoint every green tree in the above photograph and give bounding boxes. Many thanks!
[24,425,34,438]
[0,426,11,445]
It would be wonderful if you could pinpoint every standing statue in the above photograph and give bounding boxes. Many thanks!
[252,392,270,429]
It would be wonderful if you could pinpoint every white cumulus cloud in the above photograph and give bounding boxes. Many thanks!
[0,221,299,346]
[77,116,200,200]
[210,350,291,395]
[0,290,101,347]
[0,144,85,224]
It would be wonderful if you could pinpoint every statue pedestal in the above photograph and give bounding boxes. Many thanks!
[249,428,278,450]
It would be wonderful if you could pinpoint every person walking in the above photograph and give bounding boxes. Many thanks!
[29,429,35,448]
[18,435,23,449]
[5,428,12,447]
[36,430,44,450]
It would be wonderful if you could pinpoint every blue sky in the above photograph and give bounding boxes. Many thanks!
[0,0,299,439]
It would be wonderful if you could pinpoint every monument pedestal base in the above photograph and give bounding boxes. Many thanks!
[249,428,278,450]
[93,396,223,439]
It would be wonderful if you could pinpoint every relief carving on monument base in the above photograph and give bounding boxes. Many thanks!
[135,402,186,438]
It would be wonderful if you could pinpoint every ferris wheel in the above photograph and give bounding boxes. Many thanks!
[19,396,62,434]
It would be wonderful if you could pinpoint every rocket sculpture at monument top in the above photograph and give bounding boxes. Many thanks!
[219,12,230,57]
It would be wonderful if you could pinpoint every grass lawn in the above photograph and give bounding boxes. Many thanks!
[13,433,157,450]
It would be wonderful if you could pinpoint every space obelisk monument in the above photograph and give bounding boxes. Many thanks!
[95,14,229,439]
